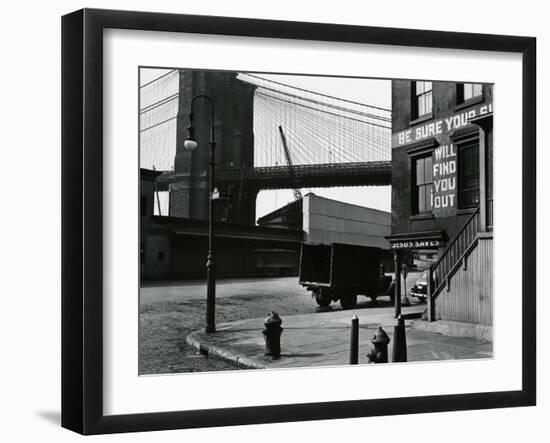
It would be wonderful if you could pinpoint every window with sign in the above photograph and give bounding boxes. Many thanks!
[457,83,483,104]
[412,81,432,119]
[413,154,433,214]
[458,139,480,208]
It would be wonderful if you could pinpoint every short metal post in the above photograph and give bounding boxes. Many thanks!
[394,251,402,318]
[350,315,359,365]
[392,314,407,363]
[401,263,411,306]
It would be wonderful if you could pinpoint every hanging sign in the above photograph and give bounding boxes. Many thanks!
[390,239,443,250]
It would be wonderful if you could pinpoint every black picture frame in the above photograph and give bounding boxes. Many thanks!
[61,8,536,435]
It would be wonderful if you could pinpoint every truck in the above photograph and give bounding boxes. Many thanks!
[298,242,393,309]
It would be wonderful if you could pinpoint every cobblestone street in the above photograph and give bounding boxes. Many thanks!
[139,274,424,374]
[140,276,314,374]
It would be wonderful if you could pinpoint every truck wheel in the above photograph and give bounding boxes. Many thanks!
[315,294,332,308]
[340,294,357,310]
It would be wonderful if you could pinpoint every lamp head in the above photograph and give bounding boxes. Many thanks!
[184,138,198,151]
[184,117,197,151]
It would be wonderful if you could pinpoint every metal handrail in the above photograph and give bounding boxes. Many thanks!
[430,206,481,297]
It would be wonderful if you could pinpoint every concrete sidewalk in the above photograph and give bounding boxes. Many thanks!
[186,305,493,369]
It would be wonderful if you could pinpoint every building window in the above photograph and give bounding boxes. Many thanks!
[158,250,165,263]
[140,243,145,264]
[457,83,482,104]
[412,81,432,119]
[458,139,480,208]
[413,154,433,214]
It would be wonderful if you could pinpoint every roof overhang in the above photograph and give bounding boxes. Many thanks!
[149,216,303,243]
[385,230,447,250]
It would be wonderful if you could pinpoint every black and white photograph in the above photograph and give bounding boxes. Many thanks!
[139,68,494,374]
[2,1,546,441]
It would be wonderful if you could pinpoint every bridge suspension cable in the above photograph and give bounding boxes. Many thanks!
[139,69,392,175]
[241,73,391,114]
[139,69,180,172]
[237,73,391,168]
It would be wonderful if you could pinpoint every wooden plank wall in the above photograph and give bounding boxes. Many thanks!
[436,236,493,326]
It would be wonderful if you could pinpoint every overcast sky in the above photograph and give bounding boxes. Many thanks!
[140,68,392,217]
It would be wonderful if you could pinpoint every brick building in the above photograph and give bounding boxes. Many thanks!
[386,80,493,336]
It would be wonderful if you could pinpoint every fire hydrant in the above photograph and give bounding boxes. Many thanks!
[366,326,390,363]
[263,312,283,359]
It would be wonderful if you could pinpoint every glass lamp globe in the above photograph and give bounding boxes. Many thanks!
[184,139,198,151]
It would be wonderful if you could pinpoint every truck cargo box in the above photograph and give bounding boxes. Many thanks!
[299,243,332,286]
[299,242,382,289]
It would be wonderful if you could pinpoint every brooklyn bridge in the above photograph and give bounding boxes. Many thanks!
[140,69,391,226]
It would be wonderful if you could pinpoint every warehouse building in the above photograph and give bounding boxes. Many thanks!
[258,193,390,249]
[141,179,392,280]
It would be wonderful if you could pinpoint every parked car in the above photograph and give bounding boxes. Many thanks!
[409,270,428,300]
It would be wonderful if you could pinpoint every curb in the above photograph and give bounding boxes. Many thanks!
[410,319,493,341]
[186,331,266,370]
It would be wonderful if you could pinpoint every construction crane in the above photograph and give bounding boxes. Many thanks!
[278,125,303,201]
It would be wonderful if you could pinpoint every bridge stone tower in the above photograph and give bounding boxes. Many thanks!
[170,71,258,224]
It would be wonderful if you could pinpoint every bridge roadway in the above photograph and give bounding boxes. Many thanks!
[156,161,392,191]
[217,161,391,189]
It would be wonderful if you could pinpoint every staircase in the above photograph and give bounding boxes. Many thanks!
[430,206,481,302]
[425,205,493,329]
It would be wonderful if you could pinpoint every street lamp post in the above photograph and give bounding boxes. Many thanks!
[183,94,217,333]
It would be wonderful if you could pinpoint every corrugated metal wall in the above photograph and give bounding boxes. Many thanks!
[436,236,493,325]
